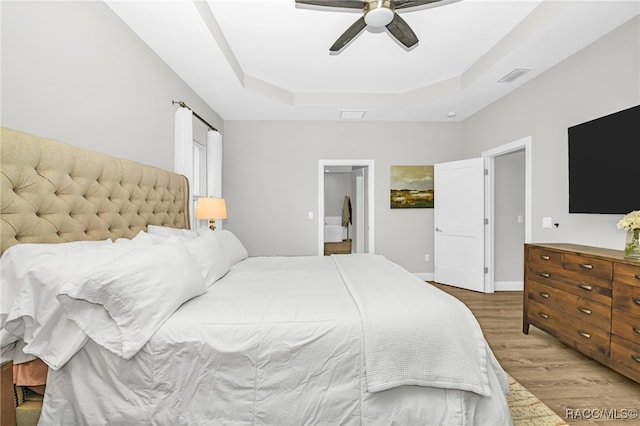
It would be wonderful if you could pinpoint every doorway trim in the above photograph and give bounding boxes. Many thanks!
[318,159,375,256]
[482,136,532,293]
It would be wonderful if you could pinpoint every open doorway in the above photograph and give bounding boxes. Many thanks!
[318,160,375,256]
[483,136,532,292]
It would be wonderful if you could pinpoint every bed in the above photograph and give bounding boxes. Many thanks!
[0,127,513,425]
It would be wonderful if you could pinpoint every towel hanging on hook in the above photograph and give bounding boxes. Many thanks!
[342,195,352,228]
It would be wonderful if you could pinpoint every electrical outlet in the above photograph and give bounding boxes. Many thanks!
[424,254,430,262]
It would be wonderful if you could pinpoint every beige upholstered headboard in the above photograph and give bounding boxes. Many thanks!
[0,127,190,254]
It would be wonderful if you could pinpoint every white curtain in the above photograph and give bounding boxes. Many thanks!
[207,130,222,198]
[174,107,194,228]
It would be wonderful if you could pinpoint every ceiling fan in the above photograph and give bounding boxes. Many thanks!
[295,0,454,53]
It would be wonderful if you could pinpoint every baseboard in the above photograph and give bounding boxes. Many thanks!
[415,275,522,291]
[494,280,523,291]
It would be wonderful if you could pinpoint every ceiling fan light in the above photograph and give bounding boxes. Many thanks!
[365,7,394,27]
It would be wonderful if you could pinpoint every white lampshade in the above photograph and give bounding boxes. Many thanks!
[196,197,227,222]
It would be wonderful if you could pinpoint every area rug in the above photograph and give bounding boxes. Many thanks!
[507,374,569,426]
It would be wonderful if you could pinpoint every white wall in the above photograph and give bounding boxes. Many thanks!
[325,173,351,218]
[222,120,463,273]
[494,150,525,282]
[1,1,222,171]
[463,16,639,255]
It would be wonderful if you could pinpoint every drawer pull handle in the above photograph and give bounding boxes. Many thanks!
[539,273,550,278]
[540,292,550,299]
[633,327,640,335]
[577,330,591,339]
[634,299,640,306]
[635,274,640,280]
[540,255,550,260]
[539,312,549,319]
[579,264,593,270]
[632,355,640,364]
[578,307,592,315]
[578,284,593,291]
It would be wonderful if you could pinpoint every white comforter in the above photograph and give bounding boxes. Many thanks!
[39,255,512,426]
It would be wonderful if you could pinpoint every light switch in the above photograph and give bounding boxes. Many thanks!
[308,211,314,219]
[542,217,553,228]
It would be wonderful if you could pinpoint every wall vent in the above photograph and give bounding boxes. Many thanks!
[497,68,531,83]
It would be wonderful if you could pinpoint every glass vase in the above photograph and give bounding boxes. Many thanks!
[624,228,640,260]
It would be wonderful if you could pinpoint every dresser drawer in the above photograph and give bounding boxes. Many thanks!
[614,263,640,288]
[527,298,610,356]
[562,253,613,281]
[612,308,640,344]
[527,269,611,305]
[613,283,640,315]
[527,246,564,268]
[611,335,640,374]
[528,281,611,331]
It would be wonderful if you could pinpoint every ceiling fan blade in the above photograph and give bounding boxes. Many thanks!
[330,16,367,52]
[386,13,418,48]
[394,0,442,9]
[295,0,366,9]
[394,0,461,10]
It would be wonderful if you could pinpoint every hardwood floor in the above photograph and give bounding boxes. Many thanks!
[431,283,640,426]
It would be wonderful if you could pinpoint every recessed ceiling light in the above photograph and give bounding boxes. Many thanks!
[447,111,457,118]
[340,111,366,119]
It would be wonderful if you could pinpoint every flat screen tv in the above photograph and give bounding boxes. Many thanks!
[568,104,640,214]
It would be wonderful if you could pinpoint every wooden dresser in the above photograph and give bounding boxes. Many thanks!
[523,243,640,383]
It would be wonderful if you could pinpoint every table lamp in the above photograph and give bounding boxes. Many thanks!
[195,197,227,230]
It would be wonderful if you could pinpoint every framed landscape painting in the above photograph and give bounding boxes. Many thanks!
[390,165,434,208]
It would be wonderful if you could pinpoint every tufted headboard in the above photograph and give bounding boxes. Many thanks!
[0,127,190,254]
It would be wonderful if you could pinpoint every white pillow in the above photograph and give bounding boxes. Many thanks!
[147,224,198,239]
[113,231,158,247]
[57,237,206,359]
[0,240,128,370]
[182,232,231,286]
[211,230,248,266]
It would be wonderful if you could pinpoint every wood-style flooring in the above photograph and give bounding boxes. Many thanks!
[431,282,640,426]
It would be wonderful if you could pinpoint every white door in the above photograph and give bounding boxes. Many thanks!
[434,157,486,292]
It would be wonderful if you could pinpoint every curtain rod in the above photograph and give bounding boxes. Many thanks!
[172,100,218,132]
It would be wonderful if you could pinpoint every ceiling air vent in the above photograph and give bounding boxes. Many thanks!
[497,68,531,83]
[340,111,366,119]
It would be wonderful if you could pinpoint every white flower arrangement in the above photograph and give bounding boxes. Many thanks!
[617,210,640,231]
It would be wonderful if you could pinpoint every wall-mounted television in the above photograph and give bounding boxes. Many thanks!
[568,104,640,214]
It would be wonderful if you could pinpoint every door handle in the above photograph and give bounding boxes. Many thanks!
[435,227,442,232]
